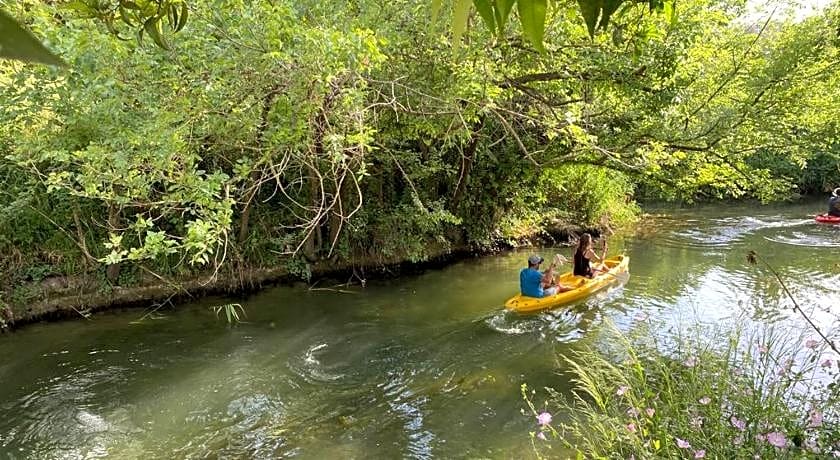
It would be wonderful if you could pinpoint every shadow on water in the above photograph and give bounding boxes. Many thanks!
[0,199,838,458]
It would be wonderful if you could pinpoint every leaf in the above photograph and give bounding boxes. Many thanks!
[598,0,625,30]
[452,0,471,50]
[576,0,628,37]
[168,3,179,31]
[0,9,65,66]
[176,2,188,32]
[473,0,496,35]
[118,4,136,27]
[577,0,600,37]
[664,0,678,27]
[143,17,169,49]
[495,0,515,30]
[517,0,547,51]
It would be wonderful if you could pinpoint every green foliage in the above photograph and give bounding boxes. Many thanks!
[537,165,639,228]
[63,0,190,49]
[368,201,462,263]
[1,0,838,306]
[283,256,312,282]
[527,322,840,459]
[0,1,191,69]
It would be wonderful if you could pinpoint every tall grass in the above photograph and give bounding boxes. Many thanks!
[525,321,839,459]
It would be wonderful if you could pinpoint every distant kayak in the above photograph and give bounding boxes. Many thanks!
[815,214,840,224]
[505,255,630,313]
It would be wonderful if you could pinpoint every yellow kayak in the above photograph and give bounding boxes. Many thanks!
[505,255,630,313]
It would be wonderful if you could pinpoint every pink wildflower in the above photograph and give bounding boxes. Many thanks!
[821,359,833,368]
[766,431,787,448]
[683,357,698,368]
[698,396,711,405]
[645,408,655,418]
[755,433,766,443]
[627,422,637,433]
[758,344,769,354]
[808,409,823,428]
[617,385,629,396]
[805,339,820,349]
[537,412,552,426]
[733,434,744,446]
[676,438,691,449]
[694,449,706,458]
[730,416,746,431]
[537,431,547,441]
[627,407,639,417]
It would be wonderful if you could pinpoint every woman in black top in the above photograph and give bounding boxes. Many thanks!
[573,233,607,278]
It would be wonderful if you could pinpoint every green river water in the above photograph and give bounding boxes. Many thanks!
[1,201,838,459]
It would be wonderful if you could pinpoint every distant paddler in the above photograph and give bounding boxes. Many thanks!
[828,187,840,217]
[519,254,572,298]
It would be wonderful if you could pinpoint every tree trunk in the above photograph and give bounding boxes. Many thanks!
[238,85,282,245]
[451,117,485,208]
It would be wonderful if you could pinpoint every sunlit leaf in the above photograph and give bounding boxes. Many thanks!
[452,0,471,50]
[518,0,547,51]
[0,9,64,66]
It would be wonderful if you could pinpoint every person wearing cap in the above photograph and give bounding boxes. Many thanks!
[520,254,567,298]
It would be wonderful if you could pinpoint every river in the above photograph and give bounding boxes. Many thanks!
[1,200,838,458]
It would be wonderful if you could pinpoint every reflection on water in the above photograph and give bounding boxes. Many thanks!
[1,200,838,458]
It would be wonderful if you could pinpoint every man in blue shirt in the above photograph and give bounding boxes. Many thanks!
[520,255,565,298]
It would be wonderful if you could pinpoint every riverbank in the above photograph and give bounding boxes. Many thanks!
[0,222,599,331]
